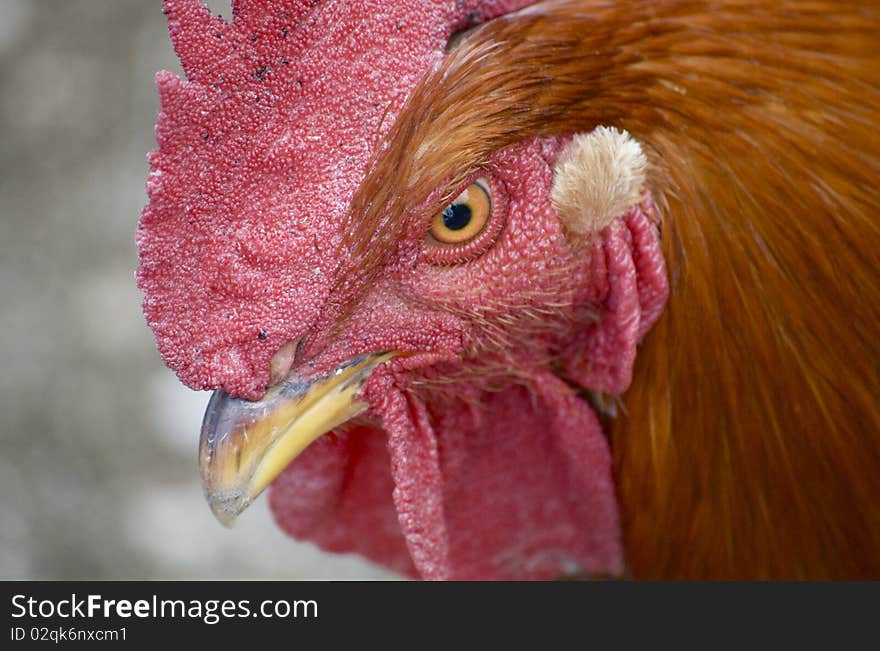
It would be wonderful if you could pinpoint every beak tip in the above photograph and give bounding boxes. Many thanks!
[206,490,251,528]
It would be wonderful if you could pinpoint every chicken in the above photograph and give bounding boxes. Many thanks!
[137,0,880,579]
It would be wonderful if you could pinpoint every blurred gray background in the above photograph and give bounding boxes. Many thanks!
[0,0,394,580]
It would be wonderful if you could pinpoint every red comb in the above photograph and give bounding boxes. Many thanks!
[137,0,534,398]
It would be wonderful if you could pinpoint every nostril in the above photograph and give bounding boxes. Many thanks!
[268,339,301,386]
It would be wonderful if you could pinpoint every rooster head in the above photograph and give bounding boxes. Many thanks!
[138,0,672,579]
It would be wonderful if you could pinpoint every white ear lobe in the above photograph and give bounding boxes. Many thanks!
[551,126,647,234]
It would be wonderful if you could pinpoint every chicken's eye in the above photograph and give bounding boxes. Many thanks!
[429,179,491,244]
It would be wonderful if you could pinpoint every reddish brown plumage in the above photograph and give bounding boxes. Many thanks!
[349,0,880,578]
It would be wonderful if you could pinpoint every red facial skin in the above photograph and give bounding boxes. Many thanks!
[138,0,668,579]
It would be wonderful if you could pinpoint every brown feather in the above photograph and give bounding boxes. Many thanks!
[348,0,880,578]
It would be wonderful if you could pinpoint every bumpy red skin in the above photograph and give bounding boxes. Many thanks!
[138,0,668,579]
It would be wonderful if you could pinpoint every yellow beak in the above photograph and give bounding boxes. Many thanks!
[199,352,396,526]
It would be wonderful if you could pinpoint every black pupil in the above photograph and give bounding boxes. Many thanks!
[442,202,472,231]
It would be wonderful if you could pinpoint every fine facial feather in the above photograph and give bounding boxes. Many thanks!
[348,0,880,578]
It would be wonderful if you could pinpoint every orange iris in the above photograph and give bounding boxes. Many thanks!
[429,179,491,245]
